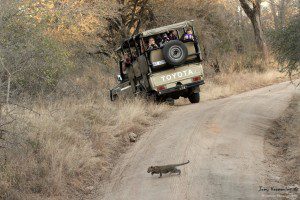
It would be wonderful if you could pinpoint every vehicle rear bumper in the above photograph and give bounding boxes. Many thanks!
[158,80,205,95]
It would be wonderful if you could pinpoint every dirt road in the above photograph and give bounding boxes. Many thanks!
[102,82,299,200]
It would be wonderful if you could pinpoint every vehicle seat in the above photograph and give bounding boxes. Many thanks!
[185,42,197,61]
[150,49,166,67]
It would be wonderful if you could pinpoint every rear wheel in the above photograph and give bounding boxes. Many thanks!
[163,40,188,66]
[188,92,200,103]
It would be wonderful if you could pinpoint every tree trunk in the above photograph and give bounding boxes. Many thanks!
[270,0,279,29]
[239,0,267,58]
[278,0,285,28]
[278,0,291,29]
[131,0,149,35]
[250,13,268,56]
[270,0,291,30]
[127,0,139,34]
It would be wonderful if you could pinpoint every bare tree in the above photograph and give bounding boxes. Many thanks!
[239,0,268,58]
[107,0,155,48]
[269,0,292,29]
[121,0,154,36]
[270,0,280,29]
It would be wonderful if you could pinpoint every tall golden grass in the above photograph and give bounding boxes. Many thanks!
[0,98,168,199]
[202,70,284,101]
[178,55,286,104]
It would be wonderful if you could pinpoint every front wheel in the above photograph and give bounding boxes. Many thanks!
[165,98,175,106]
[188,92,200,103]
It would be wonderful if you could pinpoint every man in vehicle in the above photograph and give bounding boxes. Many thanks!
[147,37,159,50]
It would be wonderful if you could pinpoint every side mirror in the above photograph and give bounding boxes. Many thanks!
[117,75,123,82]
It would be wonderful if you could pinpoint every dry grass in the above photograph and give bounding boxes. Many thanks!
[202,69,285,101]
[201,54,287,101]
[178,55,286,104]
[177,69,286,105]
[0,98,168,199]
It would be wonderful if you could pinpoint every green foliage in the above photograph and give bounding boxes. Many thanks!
[0,4,74,98]
[10,34,73,95]
[268,15,300,77]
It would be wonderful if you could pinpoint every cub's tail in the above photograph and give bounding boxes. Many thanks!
[176,160,190,166]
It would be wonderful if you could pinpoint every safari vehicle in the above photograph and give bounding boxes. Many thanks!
[110,20,204,104]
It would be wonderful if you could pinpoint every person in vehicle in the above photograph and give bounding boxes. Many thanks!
[169,30,178,40]
[131,50,138,61]
[181,27,195,42]
[147,37,158,50]
[122,53,131,76]
[162,33,170,43]
[156,35,163,47]
[158,33,170,47]
[181,27,201,56]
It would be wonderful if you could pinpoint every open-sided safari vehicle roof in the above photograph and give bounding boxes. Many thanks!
[140,20,194,37]
[116,20,195,51]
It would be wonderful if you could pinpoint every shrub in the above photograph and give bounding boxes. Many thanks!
[0,3,73,100]
[268,15,300,78]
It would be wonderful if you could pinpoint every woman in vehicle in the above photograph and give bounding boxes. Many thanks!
[181,27,200,55]
[181,27,195,42]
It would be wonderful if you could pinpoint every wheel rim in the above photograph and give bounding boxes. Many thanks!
[168,45,184,61]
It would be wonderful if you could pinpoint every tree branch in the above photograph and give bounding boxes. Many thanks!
[239,0,254,19]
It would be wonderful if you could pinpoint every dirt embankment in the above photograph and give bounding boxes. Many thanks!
[263,93,300,199]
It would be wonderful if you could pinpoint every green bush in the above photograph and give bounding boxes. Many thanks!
[0,5,73,98]
[268,15,300,77]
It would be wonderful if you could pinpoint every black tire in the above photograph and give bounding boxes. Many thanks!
[163,40,188,66]
[188,92,200,103]
[112,94,118,101]
[165,98,175,106]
